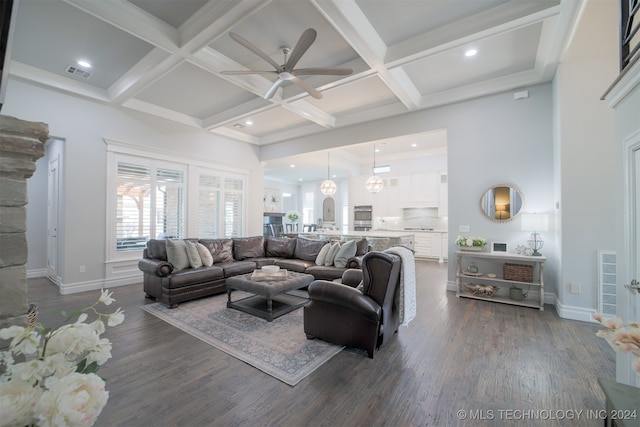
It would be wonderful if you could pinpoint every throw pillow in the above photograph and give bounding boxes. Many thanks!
[185,240,203,269]
[315,242,331,265]
[166,239,190,272]
[324,242,341,266]
[195,242,214,267]
[333,239,357,268]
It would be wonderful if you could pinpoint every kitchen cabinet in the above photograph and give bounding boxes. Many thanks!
[413,231,446,262]
[455,251,545,310]
[438,173,448,217]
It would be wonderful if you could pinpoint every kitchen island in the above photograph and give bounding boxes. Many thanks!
[298,230,415,251]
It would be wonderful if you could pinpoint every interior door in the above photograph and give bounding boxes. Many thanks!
[47,155,59,281]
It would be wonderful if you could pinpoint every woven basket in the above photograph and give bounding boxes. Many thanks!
[503,263,533,282]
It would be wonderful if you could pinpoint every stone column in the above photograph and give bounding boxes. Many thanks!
[0,115,48,329]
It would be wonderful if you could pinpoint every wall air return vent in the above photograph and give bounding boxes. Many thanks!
[65,65,92,79]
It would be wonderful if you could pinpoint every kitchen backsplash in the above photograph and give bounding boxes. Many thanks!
[374,208,448,231]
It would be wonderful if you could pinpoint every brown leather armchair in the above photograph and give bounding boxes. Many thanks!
[303,251,402,358]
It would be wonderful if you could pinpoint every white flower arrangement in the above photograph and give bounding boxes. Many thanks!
[0,289,124,427]
[455,235,487,247]
[286,211,300,222]
[593,313,640,378]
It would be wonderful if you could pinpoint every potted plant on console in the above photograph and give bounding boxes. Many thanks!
[456,235,487,251]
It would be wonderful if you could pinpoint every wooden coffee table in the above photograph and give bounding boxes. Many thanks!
[226,270,315,321]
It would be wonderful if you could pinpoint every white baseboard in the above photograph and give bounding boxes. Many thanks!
[554,300,597,323]
[58,273,142,295]
[27,268,48,278]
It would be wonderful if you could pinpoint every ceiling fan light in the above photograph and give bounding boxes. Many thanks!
[365,175,384,193]
[320,179,337,196]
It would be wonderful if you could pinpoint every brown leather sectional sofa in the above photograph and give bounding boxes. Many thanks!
[138,235,368,308]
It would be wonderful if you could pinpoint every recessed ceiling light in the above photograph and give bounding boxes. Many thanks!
[245,120,253,126]
[290,164,295,168]
[77,59,92,68]
[298,178,303,181]
[465,49,477,57]
[411,143,417,147]
[375,148,380,153]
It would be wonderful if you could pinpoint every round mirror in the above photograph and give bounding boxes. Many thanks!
[479,184,524,223]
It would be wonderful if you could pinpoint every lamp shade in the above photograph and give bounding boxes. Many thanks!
[365,175,384,193]
[521,213,549,232]
[320,179,337,196]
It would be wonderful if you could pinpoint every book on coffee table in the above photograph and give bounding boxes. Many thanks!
[251,269,289,281]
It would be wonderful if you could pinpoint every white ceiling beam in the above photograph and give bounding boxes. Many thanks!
[310,0,421,110]
[283,99,336,128]
[9,61,110,102]
[208,126,260,145]
[121,98,203,128]
[62,0,179,52]
[202,99,276,129]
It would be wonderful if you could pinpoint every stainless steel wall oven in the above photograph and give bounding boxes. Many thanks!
[353,205,373,231]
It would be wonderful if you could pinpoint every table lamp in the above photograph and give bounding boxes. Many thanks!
[521,213,549,256]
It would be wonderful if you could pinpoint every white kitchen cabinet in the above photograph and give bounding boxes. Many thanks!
[413,231,446,260]
[400,173,438,207]
[438,173,448,217]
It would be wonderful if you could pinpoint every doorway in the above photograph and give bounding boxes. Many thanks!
[46,138,64,285]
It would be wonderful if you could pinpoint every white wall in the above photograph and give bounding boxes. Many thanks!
[553,0,618,320]
[4,78,264,292]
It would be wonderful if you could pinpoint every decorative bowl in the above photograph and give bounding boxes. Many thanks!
[262,265,280,273]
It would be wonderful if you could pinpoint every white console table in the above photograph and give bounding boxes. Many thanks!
[455,251,546,311]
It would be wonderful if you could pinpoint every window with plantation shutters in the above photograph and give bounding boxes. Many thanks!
[197,174,221,238]
[107,144,246,259]
[114,159,185,252]
[224,178,243,238]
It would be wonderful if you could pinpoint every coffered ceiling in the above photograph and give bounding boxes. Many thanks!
[7,0,581,182]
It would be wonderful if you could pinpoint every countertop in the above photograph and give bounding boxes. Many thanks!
[374,229,448,234]
[299,230,416,238]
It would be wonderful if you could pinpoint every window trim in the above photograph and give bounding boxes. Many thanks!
[105,138,248,262]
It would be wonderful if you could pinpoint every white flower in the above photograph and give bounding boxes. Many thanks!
[98,289,115,306]
[465,238,473,247]
[0,326,41,356]
[10,358,46,384]
[87,338,112,366]
[0,378,42,427]
[46,323,100,359]
[107,308,125,327]
[35,373,108,427]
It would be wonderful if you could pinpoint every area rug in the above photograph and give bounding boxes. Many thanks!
[140,292,344,386]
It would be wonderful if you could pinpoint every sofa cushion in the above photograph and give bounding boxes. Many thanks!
[147,239,168,260]
[217,260,256,277]
[294,237,328,261]
[233,236,265,260]
[355,238,369,256]
[304,265,347,281]
[165,265,225,289]
[195,242,214,267]
[324,242,341,266]
[166,239,190,272]
[315,243,331,266]
[334,239,357,268]
[276,258,315,273]
[265,236,296,258]
[199,239,234,263]
[185,241,203,268]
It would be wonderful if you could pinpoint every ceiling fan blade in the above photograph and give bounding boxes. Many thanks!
[293,67,353,76]
[229,32,282,72]
[221,70,278,76]
[264,79,285,100]
[284,28,317,71]
[290,76,322,99]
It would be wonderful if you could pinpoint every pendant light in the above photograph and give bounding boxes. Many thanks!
[320,152,337,196]
[365,145,384,193]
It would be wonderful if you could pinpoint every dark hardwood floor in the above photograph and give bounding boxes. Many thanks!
[27,260,615,426]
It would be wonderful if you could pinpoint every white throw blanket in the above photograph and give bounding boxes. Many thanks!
[384,245,417,326]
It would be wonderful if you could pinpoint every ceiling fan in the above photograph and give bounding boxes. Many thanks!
[221,28,353,100]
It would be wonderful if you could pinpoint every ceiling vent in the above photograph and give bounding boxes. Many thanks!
[232,123,245,129]
[65,65,92,79]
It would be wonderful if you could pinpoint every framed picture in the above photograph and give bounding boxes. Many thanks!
[491,242,508,253]
[263,188,282,212]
